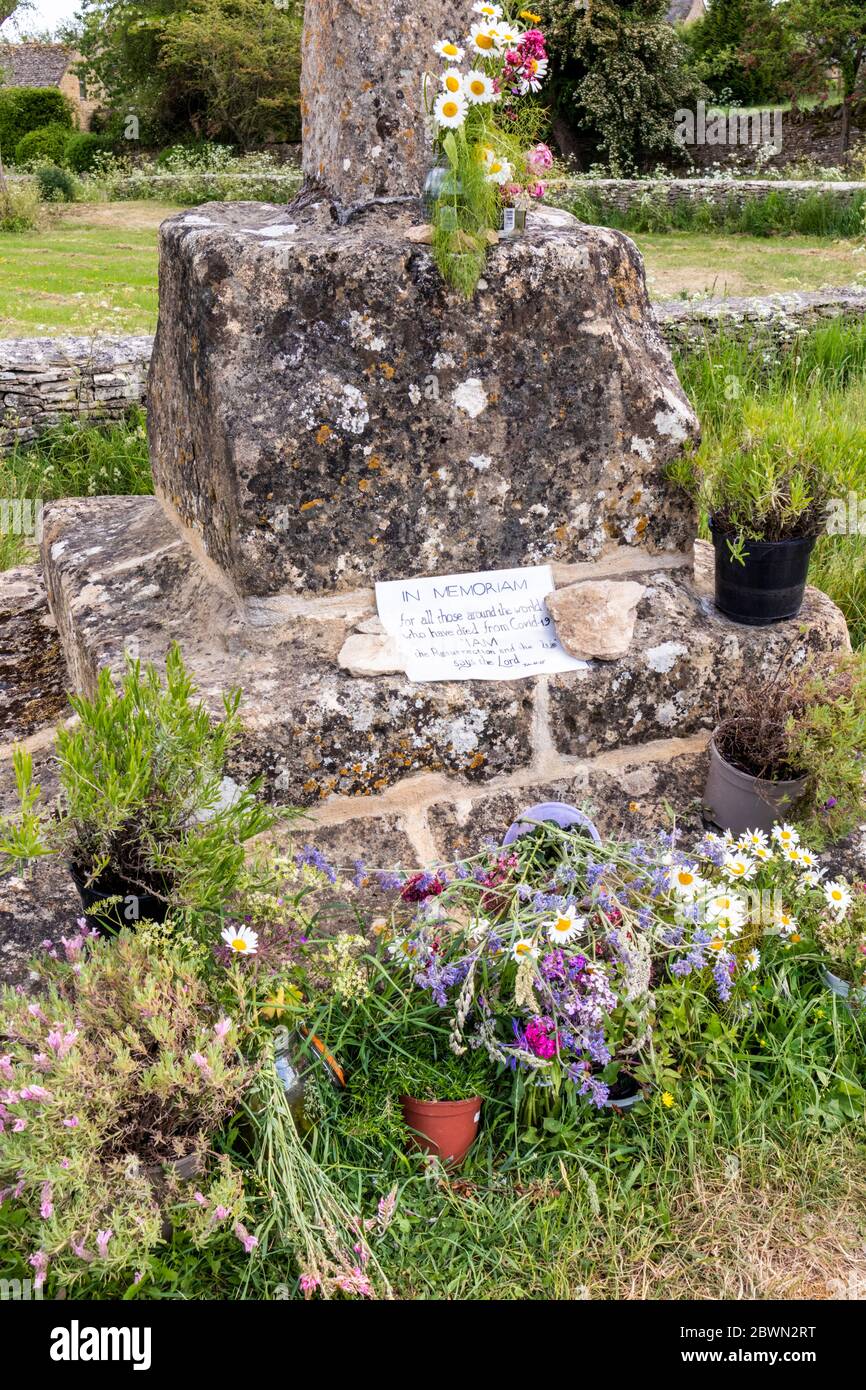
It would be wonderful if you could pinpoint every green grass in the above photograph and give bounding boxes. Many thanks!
[0,408,151,568]
[674,318,866,648]
[635,231,864,301]
[565,186,866,240]
[0,202,176,336]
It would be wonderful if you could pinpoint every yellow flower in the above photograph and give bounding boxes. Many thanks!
[661,1091,674,1108]
[520,9,543,20]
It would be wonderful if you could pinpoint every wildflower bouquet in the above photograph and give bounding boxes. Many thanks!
[425,4,553,293]
[365,817,854,1109]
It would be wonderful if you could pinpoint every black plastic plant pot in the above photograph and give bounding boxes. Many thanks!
[69,862,171,936]
[710,521,816,626]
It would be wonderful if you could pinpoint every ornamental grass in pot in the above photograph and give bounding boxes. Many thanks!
[0,644,275,933]
[670,398,847,624]
[704,652,866,840]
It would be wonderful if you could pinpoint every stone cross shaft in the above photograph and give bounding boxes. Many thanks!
[301,0,475,204]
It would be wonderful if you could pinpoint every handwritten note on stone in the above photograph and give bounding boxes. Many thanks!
[375,565,587,682]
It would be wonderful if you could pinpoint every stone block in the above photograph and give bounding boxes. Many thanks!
[148,201,698,598]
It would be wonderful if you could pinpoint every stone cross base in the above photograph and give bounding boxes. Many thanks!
[41,495,849,871]
[146,202,698,599]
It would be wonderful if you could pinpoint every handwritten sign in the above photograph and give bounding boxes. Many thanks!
[375,565,587,682]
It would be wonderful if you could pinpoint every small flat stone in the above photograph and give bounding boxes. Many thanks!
[547,579,645,661]
[337,631,403,677]
[405,223,434,244]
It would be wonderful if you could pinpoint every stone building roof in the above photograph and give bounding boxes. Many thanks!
[666,0,707,23]
[0,42,74,88]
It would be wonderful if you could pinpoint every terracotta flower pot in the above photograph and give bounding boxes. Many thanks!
[401,1095,482,1166]
[702,735,807,836]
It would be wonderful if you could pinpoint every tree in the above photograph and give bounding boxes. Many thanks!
[783,0,866,154]
[683,0,801,107]
[74,0,302,148]
[160,0,302,147]
[546,0,704,173]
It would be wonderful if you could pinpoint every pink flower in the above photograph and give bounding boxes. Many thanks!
[28,1250,48,1288]
[71,1237,91,1261]
[40,1182,53,1220]
[193,1191,209,1207]
[96,1228,112,1258]
[33,1054,51,1072]
[46,1029,78,1058]
[27,1003,47,1023]
[527,142,554,172]
[20,1084,52,1102]
[336,1267,373,1297]
[0,1055,13,1081]
[13,1118,26,1132]
[213,1017,232,1040]
[525,1017,558,1061]
[528,181,546,200]
[62,1115,79,1129]
[211,1205,229,1223]
[299,1272,320,1298]
[191,1051,212,1078]
[233,1221,258,1255]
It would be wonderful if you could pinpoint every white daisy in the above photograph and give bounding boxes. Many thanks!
[473,1,503,16]
[485,156,513,184]
[706,892,747,924]
[723,852,757,884]
[468,22,499,55]
[796,867,825,895]
[387,937,419,961]
[464,70,497,104]
[743,948,761,973]
[797,847,818,869]
[433,91,468,127]
[668,863,706,899]
[738,829,769,853]
[494,21,521,47]
[545,905,585,944]
[782,845,803,866]
[434,39,465,61]
[221,924,258,955]
[775,908,799,938]
[512,937,539,963]
[824,879,853,917]
[753,844,774,863]
[519,56,549,92]
[771,823,800,848]
[441,67,464,95]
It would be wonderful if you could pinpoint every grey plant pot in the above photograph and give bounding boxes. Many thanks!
[702,735,807,836]
[821,967,865,1010]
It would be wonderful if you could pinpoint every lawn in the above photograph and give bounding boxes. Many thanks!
[635,231,865,301]
[0,204,863,339]
[0,202,177,337]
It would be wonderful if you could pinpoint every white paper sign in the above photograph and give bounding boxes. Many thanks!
[375,565,587,682]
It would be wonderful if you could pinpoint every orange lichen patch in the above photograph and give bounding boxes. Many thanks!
[379,362,395,379]
[300,498,324,512]
[358,478,370,491]
[631,490,643,505]
[303,779,318,794]
[367,456,381,469]
[467,752,486,770]
[635,516,649,535]
[369,535,379,544]
[555,524,568,542]
[316,424,332,444]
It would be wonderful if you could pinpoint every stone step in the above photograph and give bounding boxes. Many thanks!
[39,495,849,869]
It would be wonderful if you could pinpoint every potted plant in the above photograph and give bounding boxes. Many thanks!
[0,644,276,932]
[670,400,842,624]
[703,652,866,839]
[385,1039,488,1166]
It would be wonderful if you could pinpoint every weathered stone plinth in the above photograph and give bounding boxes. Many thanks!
[148,202,698,598]
[39,495,850,869]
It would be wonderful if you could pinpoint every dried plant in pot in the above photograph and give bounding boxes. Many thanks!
[0,643,276,933]
[703,651,866,841]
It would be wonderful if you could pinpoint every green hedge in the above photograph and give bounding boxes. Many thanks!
[0,87,74,161]
[64,131,114,173]
[14,123,73,168]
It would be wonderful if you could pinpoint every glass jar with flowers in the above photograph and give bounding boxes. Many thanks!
[423,5,553,292]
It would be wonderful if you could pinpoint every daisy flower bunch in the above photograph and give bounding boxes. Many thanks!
[425,4,553,291]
